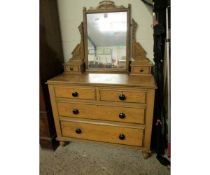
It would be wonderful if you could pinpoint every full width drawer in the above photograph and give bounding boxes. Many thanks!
[61,120,144,146]
[57,102,145,124]
[99,88,146,104]
[54,86,96,100]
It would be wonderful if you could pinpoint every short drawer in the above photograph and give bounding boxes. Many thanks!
[99,88,146,104]
[131,66,151,74]
[57,102,145,124]
[61,120,144,146]
[65,65,79,72]
[54,86,96,100]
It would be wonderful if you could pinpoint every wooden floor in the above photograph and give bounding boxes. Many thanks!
[40,140,170,175]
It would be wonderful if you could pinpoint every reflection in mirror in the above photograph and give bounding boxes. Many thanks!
[87,12,127,70]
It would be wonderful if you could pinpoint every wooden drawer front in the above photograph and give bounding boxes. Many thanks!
[65,65,79,72]
[99,89,146,103]
[61,120,144,146]
[54,86,96,100]
[132,66,150,74]
[58,102,145,124]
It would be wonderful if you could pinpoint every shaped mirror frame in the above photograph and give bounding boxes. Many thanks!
[83,2,131,72]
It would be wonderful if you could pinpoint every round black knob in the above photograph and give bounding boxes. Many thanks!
[72,91,78,97]
[119,94,126,101]
[140,69,144,72]
[119,133,125,140]
[70,67,73,71]
[75,128,81,134]
[72,109,79,115]
[119,112,126,119]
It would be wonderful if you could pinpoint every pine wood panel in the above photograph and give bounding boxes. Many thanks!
[47,73,157,89]
[57,102,145,124]
[48,85,62,137]
[54,86,96,100]
[61,120,144,146]
[143,89,155,152]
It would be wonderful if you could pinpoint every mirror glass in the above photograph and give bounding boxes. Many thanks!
[87,12,127,70]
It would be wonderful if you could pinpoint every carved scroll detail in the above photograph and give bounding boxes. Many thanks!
[132,19,137,42]
[131,19,149,62]
[66,23,84,62]
[64,23,85,74]
[89,0,125,10]
[130,19,153,75]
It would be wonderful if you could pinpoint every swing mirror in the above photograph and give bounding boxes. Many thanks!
[84,2,131,72]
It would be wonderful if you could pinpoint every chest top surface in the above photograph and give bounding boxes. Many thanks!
[47,73,156,88]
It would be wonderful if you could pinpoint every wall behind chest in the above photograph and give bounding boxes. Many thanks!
[57,0,153,62]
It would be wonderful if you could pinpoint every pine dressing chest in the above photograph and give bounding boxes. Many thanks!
[47,0,156,158]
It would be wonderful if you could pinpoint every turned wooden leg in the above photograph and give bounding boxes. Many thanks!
[142,151,151,159]
[59,141,65,147]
